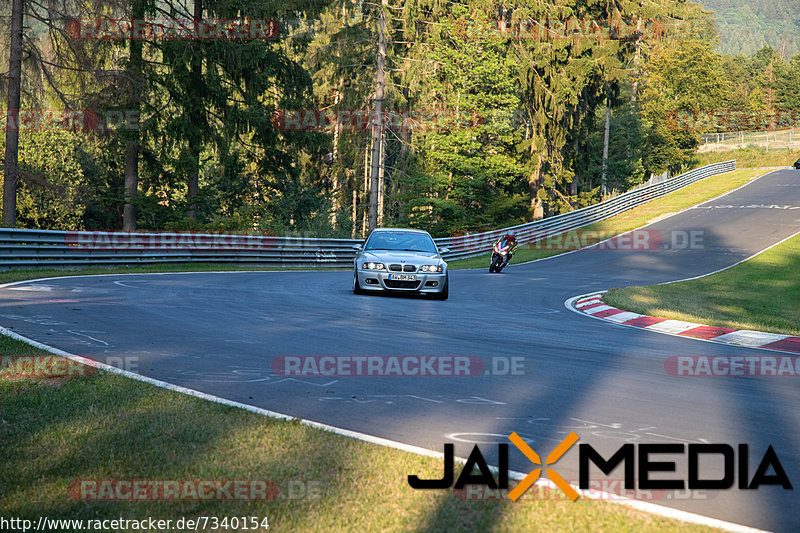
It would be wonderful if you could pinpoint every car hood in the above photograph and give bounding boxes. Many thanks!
[360,250,442,263]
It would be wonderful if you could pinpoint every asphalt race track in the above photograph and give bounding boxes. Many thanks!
[2,169,800,532]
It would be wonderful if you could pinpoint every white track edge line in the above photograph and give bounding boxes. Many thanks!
[0,324,445,458]
[0,269,343,289]
[653,228,800,286]
[563,222,800,355]
[451,167,767,271]
[0,325,770,533]
[504,168,780,269]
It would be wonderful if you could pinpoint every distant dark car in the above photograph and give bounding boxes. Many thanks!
[794,158,800,170]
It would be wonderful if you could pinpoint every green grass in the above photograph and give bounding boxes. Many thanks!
[604,232,800,336]
[449,168,770,270]
[691,148,798,169]
[0,337,721,532]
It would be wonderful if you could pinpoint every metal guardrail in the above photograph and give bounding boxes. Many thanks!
[0,161,735,269]
[434,160,735,260]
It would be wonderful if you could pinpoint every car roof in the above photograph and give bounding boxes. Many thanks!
[370,227,431,235]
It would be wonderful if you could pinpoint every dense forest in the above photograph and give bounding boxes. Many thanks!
[1,0,799,238]
[699,0,800,58]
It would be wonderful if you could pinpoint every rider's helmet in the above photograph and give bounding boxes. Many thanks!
[506,230,517,242]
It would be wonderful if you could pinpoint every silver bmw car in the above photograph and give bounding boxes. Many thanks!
[352,228,449,300]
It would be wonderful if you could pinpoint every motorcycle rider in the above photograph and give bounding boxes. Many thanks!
[494,230,518,266]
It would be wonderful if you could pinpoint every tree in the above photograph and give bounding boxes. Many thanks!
[302,0,393,236]
[776,55,800,110]
[367,0,387,231]
[122,0,150,230]
[398,5,527,234]
[3,0,24,226]
[639,37,731,172]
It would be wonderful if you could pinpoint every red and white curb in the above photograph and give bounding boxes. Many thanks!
[569,291,800,355]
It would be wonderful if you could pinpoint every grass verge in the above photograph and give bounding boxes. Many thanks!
[0,336,721,532]
[604,232,800,336]
[690,148,798,169]
[449,168,770,270]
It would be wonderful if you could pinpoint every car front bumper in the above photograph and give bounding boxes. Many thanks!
[355,269,447,293]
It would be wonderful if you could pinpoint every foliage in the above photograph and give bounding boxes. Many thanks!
[1,130,89,229]
[2,0,799,237]
[699,0,800,58]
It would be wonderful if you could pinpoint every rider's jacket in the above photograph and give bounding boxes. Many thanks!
[494,236,518,254]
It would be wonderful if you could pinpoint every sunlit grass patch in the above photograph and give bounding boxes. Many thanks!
[605,232,800,336]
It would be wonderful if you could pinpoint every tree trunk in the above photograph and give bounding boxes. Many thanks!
[351,188,357,239]
[528,153,544,220]
[377,132,385,226]
[395,84,411,221]
[122,0,145,231]
[367,0,387,231]
[3,0,24,227]
[362,140,370,236]
[123,141,139,230]
[601,98,610,197]
[630,19,642,104]
[186,0,203,220]
[330,79,343,228]
[571,135,578,196]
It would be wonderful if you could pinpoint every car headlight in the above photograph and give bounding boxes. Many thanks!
[362,262,386,270]
[419,264,443,273]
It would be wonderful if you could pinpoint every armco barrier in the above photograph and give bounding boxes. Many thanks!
[435,160,735,260]
[0,161,735,269]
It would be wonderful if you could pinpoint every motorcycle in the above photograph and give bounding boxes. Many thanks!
[489,239,512,273]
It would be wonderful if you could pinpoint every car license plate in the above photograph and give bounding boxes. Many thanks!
[388,274,416,281]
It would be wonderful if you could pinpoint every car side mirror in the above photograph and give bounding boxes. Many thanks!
[439,247,450,254]
[352,244,362,251]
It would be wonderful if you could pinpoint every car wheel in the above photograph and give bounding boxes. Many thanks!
[353,273,365,295]
[432,274,448,300]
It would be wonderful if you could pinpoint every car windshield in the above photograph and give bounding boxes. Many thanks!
[365,231,437,253]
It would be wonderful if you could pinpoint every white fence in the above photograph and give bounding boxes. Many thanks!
[699,129,800,152]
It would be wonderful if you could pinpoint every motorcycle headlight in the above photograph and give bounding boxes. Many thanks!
[419,264,443,273]
[362,262,386,270]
